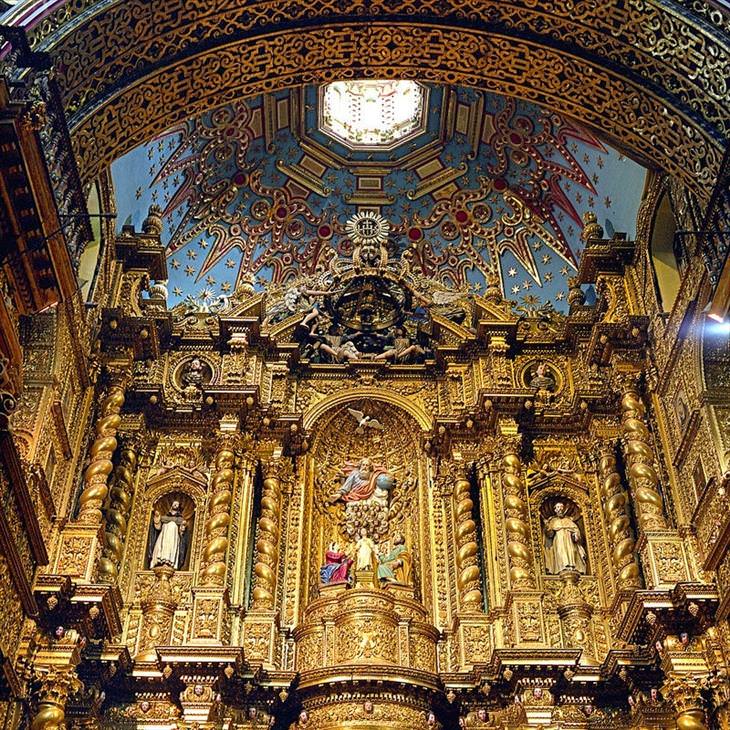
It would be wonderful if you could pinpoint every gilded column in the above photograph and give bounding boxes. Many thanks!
[244,455,291,668]
[251,459,286,610]
[97,432,141,582]
[661,675,708,730]
[30,667,82,730]
[596,439,641,591]
[29,633,82,730]
[497,420,545,648]
[452,465,483,611]
[556,569,594,663]
[56,364,131,580]
[200,430,239,586]
[190,421,241,644]
[77,370,130,524]
[499,427,536,590]
[618,375,667,531]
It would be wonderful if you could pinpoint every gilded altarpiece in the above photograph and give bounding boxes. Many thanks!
[11,193,729,730]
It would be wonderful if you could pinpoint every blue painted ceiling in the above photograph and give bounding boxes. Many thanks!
[111,84,647,313]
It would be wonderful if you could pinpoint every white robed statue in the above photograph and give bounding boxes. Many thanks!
[147,500,188,569]
[543,502,587,574]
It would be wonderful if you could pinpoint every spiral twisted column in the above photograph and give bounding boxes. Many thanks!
[500,432,536,590]
[596,439,642,591]
[251,458,287,610]
[452,465,483,611]
[200,432,240,587]
[77,371,129,524]
[97,433,142,582]
[619,375,667,531]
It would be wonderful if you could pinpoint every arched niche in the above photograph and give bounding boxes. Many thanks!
[127,465,207,586]
[144,492,196,571]
[301,396,428,612]
[650,190,682,313]
[76,180,104,302]
[528,476,605,590]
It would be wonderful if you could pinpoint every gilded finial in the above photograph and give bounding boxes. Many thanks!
[483,269,503,304]
[580,211,604,242]
[567,276,585,306]
[142,204,163,235]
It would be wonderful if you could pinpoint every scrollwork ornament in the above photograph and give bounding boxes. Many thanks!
[0,354,17,431]
[42,2,728,202]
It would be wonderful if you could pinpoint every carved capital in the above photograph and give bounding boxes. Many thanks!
[31,666,82,730]
[661,674,709,728]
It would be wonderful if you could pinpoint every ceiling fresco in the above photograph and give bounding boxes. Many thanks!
[111,83,648,313]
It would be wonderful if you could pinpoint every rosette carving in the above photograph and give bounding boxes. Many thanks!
[501,435,536,589]
[619,376,667,531]
[77,372,129,523]
[98,433,141,582]
[597,439,641,590]
[200,434,239,587]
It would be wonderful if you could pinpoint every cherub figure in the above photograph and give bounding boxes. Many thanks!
[320,325,361,362]
[374,327,425,363]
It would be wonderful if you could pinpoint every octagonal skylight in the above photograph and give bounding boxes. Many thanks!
[319,80,428,150]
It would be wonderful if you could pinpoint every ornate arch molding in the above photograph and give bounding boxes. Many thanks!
[304,387,432,432]
[12,2,729,197]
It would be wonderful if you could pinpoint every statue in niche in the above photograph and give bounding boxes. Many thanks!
[180,357,213,392]
[355,528,377,571]
[528,361,557,393]
[329,455,399,542]
[146,497,192,570]
[377,532,412,585]
[543,501,587,575]
[320,541,353,585]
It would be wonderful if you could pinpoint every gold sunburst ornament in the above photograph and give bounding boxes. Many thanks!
[345,211,390,247]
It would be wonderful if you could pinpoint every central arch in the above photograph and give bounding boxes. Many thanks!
[7,1,728,197]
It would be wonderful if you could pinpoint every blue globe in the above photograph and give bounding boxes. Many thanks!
[376,473,394,491]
